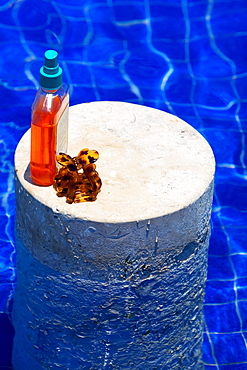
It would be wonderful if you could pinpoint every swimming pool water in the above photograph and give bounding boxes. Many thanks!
[0,0,247,368]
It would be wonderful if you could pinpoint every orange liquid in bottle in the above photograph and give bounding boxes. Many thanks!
[30,88,69,186]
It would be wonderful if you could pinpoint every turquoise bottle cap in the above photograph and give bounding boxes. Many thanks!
[40,50,63,90]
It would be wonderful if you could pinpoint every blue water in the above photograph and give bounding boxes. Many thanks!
[0,0,247,368]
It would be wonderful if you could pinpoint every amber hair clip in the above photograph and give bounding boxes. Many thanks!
[53,148,102,204]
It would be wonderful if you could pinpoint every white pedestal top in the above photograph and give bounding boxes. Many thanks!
[15,101,215,223]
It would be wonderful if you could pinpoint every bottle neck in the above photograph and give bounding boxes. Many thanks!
[41,87,60,94]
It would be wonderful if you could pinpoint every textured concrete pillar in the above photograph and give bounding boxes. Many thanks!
[13,102,215,369]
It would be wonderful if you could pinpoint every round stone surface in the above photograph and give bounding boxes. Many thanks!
[15,101,215,223]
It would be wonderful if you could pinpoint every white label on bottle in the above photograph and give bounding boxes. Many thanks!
[57,104,69,155]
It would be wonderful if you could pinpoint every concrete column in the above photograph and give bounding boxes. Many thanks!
[13,102,215,369]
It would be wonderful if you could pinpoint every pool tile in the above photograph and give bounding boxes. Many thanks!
[238,102,247,120]
[170,105,198,119]
[62,46,84,62]
[193,79,236,107]
[215,182,247,211]
[63,18,92,47]
[205,280,235,304]
[235,76,247,100]
[0,124,24,153]
[70,85,98,105]
[204,303,241,333]
[0,216,8,242]
[0,6,18,27]
[207,255,234,281]
[202,117,239,130]
[202,331,217,365]
[187,3,208,18]
[0,284,13,312]
[56,0,89,5]
[231,254,247,279]
[87,4,122,38]
[18,1,62,44]
[165,73,193,104]
[55,3,87,17]
[92,65,129,87]
[124,49,170,85]
[219,365,247,370]
[0,173,7,194]
[189,19,209,41]
[203,130,244,167]
[189,39,232,77]
[196,103,237,121]
[220,207,247,228]
[214,35,247,75]
[211,10,247,36]
[238,301,247,331]
[229,229,247,255]
[149,2,183,20]
[66,63,93,85]
[211,209,223,229]
[0,264,14,285]
[151,17,185,40]
[152,39,185,60]
[0,44,32,88]
[237,278,247,301]
[111,4,146,22]
[209,333,247,364]
[116,23,149,43]
[18,0,52,28]
[211,0,247,18]
[96,84,138,102]
[87,39,125,63]
[208,227,229,256]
